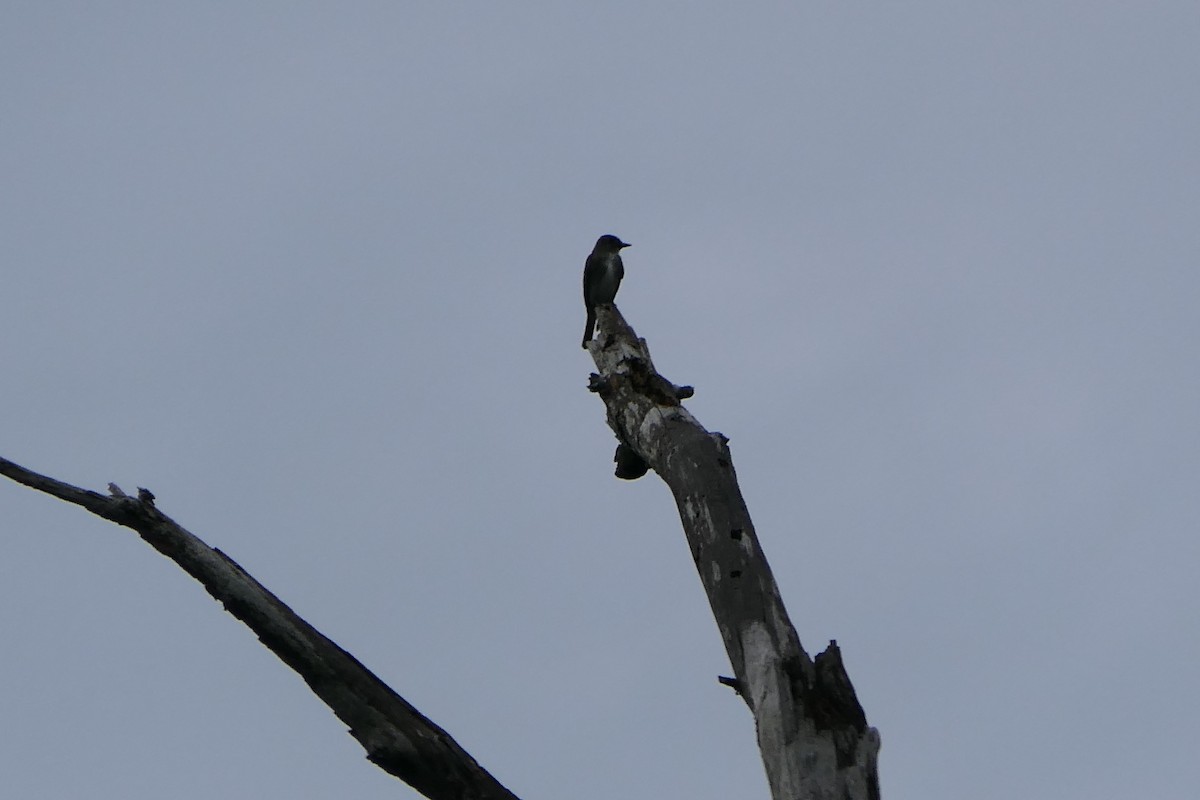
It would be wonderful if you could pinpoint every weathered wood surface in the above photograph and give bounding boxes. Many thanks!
[0,456,520,800]
[585,306,881,800]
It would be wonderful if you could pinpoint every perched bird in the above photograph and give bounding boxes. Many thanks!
[582,234,631,347]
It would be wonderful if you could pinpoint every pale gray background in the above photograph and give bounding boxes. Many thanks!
[3,3,1198,799]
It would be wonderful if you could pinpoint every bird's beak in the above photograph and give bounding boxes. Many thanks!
[621,242,632,249]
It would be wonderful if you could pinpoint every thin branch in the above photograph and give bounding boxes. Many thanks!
[0,455,520,800]
[584,307,881,800]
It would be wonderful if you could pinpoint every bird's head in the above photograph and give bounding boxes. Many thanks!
[595,234,631,252]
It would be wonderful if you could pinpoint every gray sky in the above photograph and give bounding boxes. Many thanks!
[2,3,1198,799]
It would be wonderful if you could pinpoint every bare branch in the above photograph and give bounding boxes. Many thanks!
[584,307,882,800]
[0,455,520,800]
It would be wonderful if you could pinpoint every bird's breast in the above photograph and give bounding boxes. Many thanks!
[592,255,622,300]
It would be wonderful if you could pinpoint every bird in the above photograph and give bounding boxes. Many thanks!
[582,234,631,347]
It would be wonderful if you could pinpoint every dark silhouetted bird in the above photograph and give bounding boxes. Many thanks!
[581,234,630,347]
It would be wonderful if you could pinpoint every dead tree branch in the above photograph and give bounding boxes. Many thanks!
[0,455,520,800]
[584,306,881,800]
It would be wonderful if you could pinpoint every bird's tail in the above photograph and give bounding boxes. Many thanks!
[581,309,596,348]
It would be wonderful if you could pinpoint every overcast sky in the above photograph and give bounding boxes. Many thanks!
[2,3,1198,799]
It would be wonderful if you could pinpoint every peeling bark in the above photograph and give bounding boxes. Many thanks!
[585,306,881,800]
